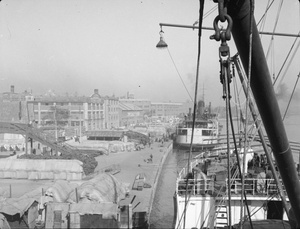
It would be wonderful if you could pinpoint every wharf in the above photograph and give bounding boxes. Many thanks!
[95,141,173,218]
[0,140,173,228]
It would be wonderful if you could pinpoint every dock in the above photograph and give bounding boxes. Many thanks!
[95,140,173,227]
[0,140,173,228]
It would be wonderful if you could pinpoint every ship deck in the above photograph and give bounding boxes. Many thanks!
[176,156,290,201]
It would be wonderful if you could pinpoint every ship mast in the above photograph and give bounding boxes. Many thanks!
[227,0,300,226]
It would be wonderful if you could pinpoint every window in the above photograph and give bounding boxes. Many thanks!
[178,129,187,135]
[202,130,212,136]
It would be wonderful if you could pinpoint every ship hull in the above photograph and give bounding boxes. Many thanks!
[174,155,290,228]
[175,118,220,150]
[174,193,290,229]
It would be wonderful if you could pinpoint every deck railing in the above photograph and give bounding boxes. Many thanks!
[229,178,286,196]
[178,158,203,179]
[176,178,215,196]
[176,177,287,197]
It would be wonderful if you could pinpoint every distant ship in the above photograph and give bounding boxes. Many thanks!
[174,100,220,149]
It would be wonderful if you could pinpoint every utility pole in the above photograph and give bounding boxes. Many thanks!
[79,105,82,140]
[54,104,58,142]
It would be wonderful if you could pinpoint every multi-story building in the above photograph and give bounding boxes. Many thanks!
[0,86,34,147]
[103,95,119,129]
[119,92,151,116]
[119,98,151,116]
[0,85,33,123]
[150,102,182,121]
[27,91,105,134]
[1,85,34,103]
[118,102,143,127]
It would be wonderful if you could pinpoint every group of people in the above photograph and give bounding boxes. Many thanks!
[248,152,268,170]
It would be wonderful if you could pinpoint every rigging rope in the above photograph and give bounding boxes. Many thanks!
[193,5,217,27]
[240,0,254,227]
[223,54,233,229]
[183,1,205,228]
[232,65,243,135]
[204,5,217,19]
[256,0,275,28]
[282,72,300,120]
[228,99,253,229]
[166,47,193,101]
[265,0,284,60]
[273,30,300,85]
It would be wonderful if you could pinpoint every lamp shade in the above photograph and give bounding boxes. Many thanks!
[156,37,168,49]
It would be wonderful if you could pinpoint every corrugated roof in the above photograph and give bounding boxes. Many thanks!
[119,102,143,111]
[86,130,124,137]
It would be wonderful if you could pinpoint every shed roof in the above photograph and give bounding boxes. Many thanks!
[86,130,124,138]
[119,102,142,111]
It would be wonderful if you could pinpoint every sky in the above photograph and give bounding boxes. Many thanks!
[0,0,299,107]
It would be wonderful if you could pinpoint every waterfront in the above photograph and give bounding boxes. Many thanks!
[149,150,177,229]
[150,113,300,228]
[149,147,203,229]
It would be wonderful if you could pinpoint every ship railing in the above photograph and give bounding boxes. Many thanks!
[178,158,204,179]
[228,178,286,196]
[176,177,215,196]
[176,177,287,197]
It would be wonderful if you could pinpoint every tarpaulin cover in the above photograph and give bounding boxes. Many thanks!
[67,173,127,203]
[0,159,83,172]
[0,197,36,217]
[108,141,134,153]
[0,213,10,229]
[44,180,78,202]
[0,159,83,180]
[68,140,135,154]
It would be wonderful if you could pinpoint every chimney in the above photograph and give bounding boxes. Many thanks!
[198,100,205,116]
[11,85,15,93]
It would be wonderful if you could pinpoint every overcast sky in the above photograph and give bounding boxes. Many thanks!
[0,0,299,106]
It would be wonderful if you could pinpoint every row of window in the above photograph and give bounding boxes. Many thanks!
[177,129,217,136]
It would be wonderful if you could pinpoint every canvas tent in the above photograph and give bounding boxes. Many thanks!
[0,159,83,180]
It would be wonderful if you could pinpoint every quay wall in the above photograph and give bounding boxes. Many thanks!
[147,141,173,222]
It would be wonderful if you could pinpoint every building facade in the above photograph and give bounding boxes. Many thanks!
[27,95,105,135]
[103,96,120,129]
[119,98,151,116]
[118,102,144,127]
[150,102,182,121]
[0,85,33,123]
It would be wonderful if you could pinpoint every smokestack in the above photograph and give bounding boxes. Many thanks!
[198,100,205,116]
[10,85,14,93]
[188,108,192,118]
